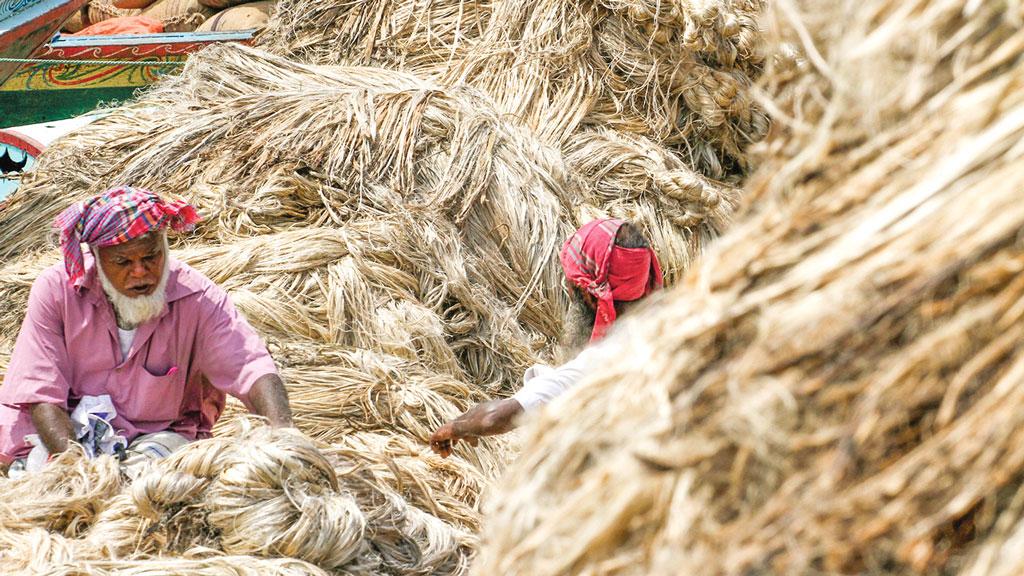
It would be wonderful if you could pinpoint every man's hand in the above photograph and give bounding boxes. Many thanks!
[429,399,524,458]
[430,421,480,458]
[30,403,75,454]
[248,374,295,428]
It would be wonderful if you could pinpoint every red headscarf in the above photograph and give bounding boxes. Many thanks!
[560,218,663,342]
[54,186,201,288]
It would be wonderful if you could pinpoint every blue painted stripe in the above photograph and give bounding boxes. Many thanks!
[49,30,255,47]
[0,0,52,31]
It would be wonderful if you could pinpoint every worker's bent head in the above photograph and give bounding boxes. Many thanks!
[560,218,663,343]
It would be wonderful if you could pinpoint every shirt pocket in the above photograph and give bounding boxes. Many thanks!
[114,365,186,425]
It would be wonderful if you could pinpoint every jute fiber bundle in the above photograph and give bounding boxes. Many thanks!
[441,0,768,177]
[256,0,494,79]
[140,0,214,32]
[46,557,329,576]
[0,420,473,574]
[258,0,769,181]
[475,1,1024,575]
[87,0,141,25]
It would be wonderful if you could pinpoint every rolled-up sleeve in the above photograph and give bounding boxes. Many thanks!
[512,348,596,412]
[2,271,72,409]
[191,285,278,409]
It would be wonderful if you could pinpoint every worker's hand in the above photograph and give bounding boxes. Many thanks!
[429,399,523,458]
[429,421,479,458]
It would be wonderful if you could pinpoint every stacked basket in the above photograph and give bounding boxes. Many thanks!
[61,0,276,33]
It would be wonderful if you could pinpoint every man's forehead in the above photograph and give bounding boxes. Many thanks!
[100,232,164,255]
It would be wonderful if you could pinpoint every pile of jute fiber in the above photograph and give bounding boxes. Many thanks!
[258,0,769,178]
[256,0,766,274]
[0,419,473,575]
[475,1,1024,575]
[0,44,572,573]
[0,0,762,565]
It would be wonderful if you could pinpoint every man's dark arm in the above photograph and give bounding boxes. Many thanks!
[248,373,294,428]
[30,403,75,454]
[429,398,524,458]
[451,399,524,437]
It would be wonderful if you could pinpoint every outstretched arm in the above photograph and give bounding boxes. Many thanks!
[429,349,595,458]
[247,373,294,428]
[429,398,524,458]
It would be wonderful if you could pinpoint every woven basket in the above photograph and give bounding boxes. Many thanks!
[141,0,214,29]
[197,0,272,31]
[87,1,141,24]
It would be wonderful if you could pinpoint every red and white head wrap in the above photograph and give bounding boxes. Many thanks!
[54,186,201,288]
[560,218,663,342]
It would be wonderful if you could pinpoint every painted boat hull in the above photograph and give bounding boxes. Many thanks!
[0,127,43,206]
[0,0,90,85]
[1,30,254,126]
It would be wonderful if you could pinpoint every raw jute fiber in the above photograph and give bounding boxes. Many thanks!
[475,1,1024,575]
[0,419,474,574]
[257,0,769,181]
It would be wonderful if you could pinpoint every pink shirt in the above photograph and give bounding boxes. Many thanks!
[0,254,278,463]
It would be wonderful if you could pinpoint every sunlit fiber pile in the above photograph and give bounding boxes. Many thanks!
[258,0,769,275]
[0,0,766,571]
[475,1,1024,575]
[0,420,472,574]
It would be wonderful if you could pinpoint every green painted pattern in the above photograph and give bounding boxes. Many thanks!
[0,86,140,126]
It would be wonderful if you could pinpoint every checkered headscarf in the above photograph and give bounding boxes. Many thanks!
[54,186,200,287]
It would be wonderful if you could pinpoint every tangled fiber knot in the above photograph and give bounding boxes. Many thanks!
[133,426,367,568]
[0,420,473,574]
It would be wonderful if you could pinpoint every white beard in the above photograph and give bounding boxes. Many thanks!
[95,247,170,329]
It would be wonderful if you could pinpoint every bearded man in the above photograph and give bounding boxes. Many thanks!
[0,187,293,475]
[430,218,662,457]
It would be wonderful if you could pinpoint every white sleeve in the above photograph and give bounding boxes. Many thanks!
[512,348,595,412]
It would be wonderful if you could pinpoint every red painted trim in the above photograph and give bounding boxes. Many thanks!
[35,41,210,59]
[0,130,45,157]
[46,62,129,85]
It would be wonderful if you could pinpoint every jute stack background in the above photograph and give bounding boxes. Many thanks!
[0,0,766,572]
[257,0,768,278]
[476,1,1024,575]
